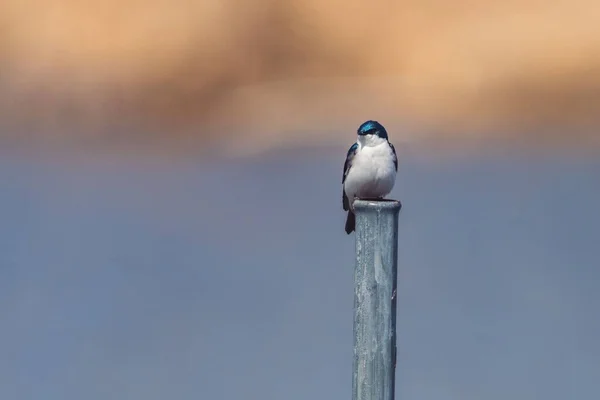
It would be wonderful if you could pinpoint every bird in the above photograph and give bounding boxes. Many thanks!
[342,120,398,234]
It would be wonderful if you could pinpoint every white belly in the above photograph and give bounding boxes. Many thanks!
[344,142,396,209]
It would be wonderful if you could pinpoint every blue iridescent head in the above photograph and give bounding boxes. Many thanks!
[357,120,388,139]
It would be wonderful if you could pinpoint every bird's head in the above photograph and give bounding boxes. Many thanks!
[357,120,388,145]
[358,120,388,140]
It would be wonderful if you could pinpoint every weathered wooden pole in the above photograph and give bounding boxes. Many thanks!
[352,199,401,400]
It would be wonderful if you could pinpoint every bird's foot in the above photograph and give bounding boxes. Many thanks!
[356,196,384,201]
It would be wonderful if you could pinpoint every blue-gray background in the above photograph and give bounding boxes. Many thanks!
[1,147,599,399]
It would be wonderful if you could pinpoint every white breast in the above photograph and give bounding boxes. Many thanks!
[344,141,396,208]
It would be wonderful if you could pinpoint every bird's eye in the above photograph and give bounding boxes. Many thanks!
[358,127,378,136]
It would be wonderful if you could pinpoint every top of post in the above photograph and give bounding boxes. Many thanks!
[353,199,402,212]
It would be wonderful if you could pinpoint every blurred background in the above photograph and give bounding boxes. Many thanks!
[1,1,599,399]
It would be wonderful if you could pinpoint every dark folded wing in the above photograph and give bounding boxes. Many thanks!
[342,143,358,210]
[343,143,358,183]
[389,142,398,171]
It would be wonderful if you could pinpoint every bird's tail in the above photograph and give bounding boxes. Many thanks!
[345,210,356,234]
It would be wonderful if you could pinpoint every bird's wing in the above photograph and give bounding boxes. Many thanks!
[389,142,398,171]
[343,143,358,183]
[342,143,358,210]
[343,189,350,211]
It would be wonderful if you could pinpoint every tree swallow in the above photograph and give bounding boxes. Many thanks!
[342,120,398,234]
